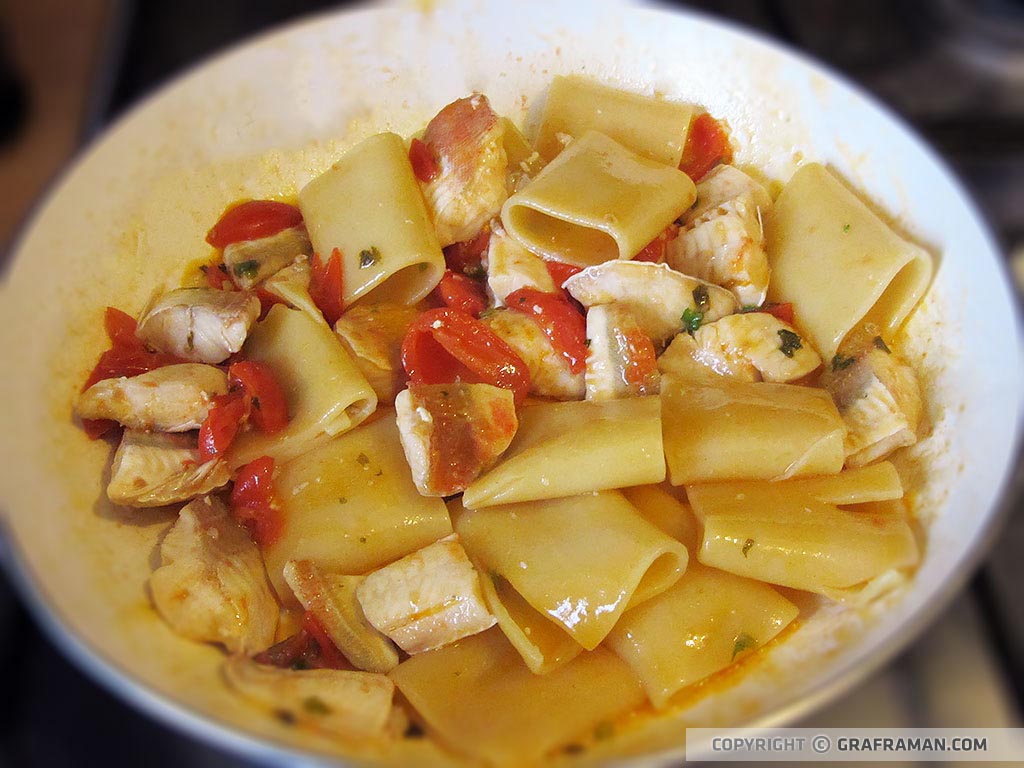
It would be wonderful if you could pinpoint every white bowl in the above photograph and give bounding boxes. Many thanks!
[0,1,1021,764]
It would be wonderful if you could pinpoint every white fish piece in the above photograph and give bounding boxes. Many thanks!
[563,260,737,345]
[683,164,772,225]
[486,223,555,306]
[107,430,230,507]
[585,304,660,400]
[657,332,722,382]
[334,303,419,404]
[690,312,821,383]
[150,496,278,654]
[223,654,394,741]
[223,226,313,290]
[482,309,585,399]
[395,383,518,497]
[669,197,770,307]
[136,288,260,364]
[356,535,496,655]
[419,94,509,247]
[283,560,400,674]
[260,257,322,321]
[823,346,922,467]
[76,363,228,432]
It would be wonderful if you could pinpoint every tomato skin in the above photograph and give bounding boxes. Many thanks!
[619,327,659,389]
[228,361,288,434]
[679,113,732,182]
[309,248,345,326]
[434,270,488,317]
[81,307,184,438]
[301,612,349,669]
[506,287,588,375]
[409,138,440,183]
[761,302,795,325]
[198,392,246,462]
[443,228,490,276]
[202,262,232,290]
[633,224,680,263]
[205,200,303,249]
[401,308,531,404]
[230,456,284,548]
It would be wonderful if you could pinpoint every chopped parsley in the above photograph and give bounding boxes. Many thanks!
[740,304,760,313]
[584,338,592,347]
[338,496,348,505]
[404,722,425,739]
[777,329,802,358]
[742,538,755,558]
[465,264,486,279]
[594,721,615,741]
[692,284,710,312]
[478,307,497,319]
[302,696,333,716]
[356,452,370,467]
[359,535,367,544]
[831,353,856,372]
[842,223,851,233]
[874,335,891,353]
[681,307,703,336]
[731,632,758,661]
[358,246,381,269]
[274,709,297,726]
[233,259,260,280]
[418,262,429,272]
[186,329,195,351]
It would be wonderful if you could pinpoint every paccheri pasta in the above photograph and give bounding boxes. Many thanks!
[73,76,931,765]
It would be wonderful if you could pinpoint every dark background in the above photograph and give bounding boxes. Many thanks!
[0,1,1022,765]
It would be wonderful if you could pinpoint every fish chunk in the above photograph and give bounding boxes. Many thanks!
[223,226,313,290]
[486,223,556,306]
[688,312,821,383]
[137,288,260,364]
[223,655,394,741]
[683,164,772,225]
[420,94,509,247]
[107,430,230,507]
[669,197,770,307]
[76,363,228,432]
[150,496,278,653]
[395,382,518,497]
[356,535,496,655]
[283,560,400,674]
[335,303,420,404]
[482,309,584,399]
[823,346,922,467]
[585,304,660,400]
[563,260,737,345]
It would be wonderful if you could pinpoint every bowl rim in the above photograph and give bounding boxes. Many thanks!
[1,1,1022,765]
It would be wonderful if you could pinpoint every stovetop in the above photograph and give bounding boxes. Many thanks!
[1,1,1021,765]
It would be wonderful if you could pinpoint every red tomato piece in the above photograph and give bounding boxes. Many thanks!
[443,227,491,277]
[618,327,659,389]
[230,456,284,548]
[254,286,285,320]
[253,612,348,670]
[633,223,680,263]
[205,200,303,249]
[434,270,489,317]
[198,392,246,463]
[679,113,733,182]
[544,260,581,290]
[760,302,795,325]
[309,248,345,326]
[506,287,588,375]
[401,308,531,404]
[301,612,349,669]
[202,262,232,290]
[409,137,440,183]
[228,361,289,434]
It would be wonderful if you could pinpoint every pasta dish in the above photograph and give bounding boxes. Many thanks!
[72,76,933,764]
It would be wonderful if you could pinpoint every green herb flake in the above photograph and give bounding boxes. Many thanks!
[478,307,497,319]
[681,307,703,336]
[584,338,592,347]
[356,452,370,467]
[375,469,383,477]
[692,284,710,312]
[842,223,851,233]
[594,721,615,741]
[234,259,260,280]
[302,696,333,716]
[740,304,760,313]
[563,744,585,756]
[831,353,856,372]
[418,263,429,273]
[359,246,381,269]
[466,264,486,279]
[186,329,195,351]
[338,496,348,505]
[731,632,758,661]
[777,329,802,358]
[742,538,755,558]
[404,722,425,739]
[873,336,891,353]
[359,535,367,544]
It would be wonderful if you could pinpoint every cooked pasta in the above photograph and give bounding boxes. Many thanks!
[73,75,936,764]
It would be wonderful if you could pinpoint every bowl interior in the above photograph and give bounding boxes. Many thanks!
[0,1,1020,764]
